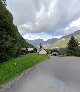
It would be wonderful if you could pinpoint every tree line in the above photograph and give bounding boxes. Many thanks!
[67,36,80,56]
[59,36,80,56]
[0,0,33,63]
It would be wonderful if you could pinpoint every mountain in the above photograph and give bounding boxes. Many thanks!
[27,30,80,48]
[46,30,80,49]
[27,38,58,47]
[46,38,58,45]
[27,39,44,46]
[61,30,80,39]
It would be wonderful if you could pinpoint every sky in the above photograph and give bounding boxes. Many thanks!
[7,0,80,41]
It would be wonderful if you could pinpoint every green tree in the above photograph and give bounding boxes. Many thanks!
[0,0,33,63]
[67,36,79,56]
[1,0,6,6]
[77,46,80,56]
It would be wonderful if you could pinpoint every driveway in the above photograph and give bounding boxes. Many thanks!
[3,57,80,92]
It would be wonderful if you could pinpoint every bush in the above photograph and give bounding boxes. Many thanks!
[59,48,67,56]
[77,47,80,57]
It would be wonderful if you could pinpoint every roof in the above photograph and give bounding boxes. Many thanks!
[38,48,46,53]
[27,48,34,51]
[21,48,27,50]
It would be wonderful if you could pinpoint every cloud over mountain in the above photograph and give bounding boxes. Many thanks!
[7,0,80,40]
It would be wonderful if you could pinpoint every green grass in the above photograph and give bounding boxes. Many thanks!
[0,54,47,85]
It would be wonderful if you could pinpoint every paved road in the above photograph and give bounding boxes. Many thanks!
[4,57,80,92]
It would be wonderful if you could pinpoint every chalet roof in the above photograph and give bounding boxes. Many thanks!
[21,48,27,50]
[38,48,47,53]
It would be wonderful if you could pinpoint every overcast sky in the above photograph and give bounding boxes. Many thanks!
[7,0,80,41]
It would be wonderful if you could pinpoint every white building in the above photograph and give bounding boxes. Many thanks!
[27,48,34,52]
[38,48,47,55]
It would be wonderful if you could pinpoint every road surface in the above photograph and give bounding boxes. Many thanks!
[4,57,80,92]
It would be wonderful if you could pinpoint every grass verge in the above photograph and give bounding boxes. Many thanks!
[0,54,47,85]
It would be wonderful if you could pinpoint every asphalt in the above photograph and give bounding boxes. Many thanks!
[3,57,80,92]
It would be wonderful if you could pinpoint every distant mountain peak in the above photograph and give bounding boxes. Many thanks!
[61,30,80,39]
[26,38,58,46]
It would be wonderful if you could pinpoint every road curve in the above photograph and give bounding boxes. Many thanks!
[4,57,80,92]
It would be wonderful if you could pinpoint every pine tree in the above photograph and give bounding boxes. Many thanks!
[67,36,79,56]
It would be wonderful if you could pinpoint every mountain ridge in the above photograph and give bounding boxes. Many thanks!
[27,38,58,46]
[26,30,80,48]
[61,30,80,39]
[46,30,80,49]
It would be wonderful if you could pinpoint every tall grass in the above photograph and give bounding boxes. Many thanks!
[0,54,46,85]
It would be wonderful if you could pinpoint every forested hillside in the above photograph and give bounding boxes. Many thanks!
[0,0,33,62]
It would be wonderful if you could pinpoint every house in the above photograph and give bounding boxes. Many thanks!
[38,48,47,55]
[37,43,47,55]
[27,48,34,53]
[21,48,37,54]
[21,48,28,55]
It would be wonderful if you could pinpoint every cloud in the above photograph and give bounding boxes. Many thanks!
[23,32,61,41]
[70,18,80,28]
[7,0,80,40]
[48,0,57,17]
[63,18,80,35]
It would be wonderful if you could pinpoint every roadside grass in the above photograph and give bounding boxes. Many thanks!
[0,54,47,85]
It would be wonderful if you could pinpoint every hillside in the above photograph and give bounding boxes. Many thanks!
[27,30,80,49]
[0,0,33,62]
[61,30,80,39]
[46,30,80,49]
